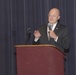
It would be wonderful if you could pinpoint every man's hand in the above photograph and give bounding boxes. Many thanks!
[34,30,41,39]
[49,30,58,40]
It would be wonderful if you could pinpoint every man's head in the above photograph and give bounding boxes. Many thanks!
[48,8,60,24]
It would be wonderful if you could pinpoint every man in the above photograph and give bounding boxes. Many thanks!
[33,8,70,52]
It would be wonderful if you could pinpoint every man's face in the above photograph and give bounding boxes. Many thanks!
[48,9,60,24]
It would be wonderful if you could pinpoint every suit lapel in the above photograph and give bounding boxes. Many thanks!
[54,23,60,34]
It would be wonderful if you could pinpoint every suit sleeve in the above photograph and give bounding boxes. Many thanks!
[56,27,70,50]
[33,39,40,45]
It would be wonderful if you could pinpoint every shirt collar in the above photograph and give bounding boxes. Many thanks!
[52,22,57,30]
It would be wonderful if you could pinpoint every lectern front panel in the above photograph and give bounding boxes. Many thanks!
[16,45,64,75]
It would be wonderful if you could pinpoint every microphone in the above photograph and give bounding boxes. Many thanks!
[27,28,31,33]
[26,28,31,44]
[48,23,52,30]
[47,23,52,41]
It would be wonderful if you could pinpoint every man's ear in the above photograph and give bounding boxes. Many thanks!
[58,16,60,20]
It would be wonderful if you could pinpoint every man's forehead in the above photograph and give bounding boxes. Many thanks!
[49,9,60,15]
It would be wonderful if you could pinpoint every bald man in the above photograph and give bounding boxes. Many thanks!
[33,8,70,52]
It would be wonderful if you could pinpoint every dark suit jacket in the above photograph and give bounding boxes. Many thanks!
[33,23,70,52]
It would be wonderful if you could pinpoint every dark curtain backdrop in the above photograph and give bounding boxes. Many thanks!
[0,0,76,75]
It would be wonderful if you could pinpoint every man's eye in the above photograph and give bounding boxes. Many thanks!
[53,16,56,17]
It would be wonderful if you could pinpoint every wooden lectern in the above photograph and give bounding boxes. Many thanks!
[15,45,65,75]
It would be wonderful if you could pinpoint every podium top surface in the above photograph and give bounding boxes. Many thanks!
[15,45,61,51]
[15,44,55,47]
[15,44,66,56]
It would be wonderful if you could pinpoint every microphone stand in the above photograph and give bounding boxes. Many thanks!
[26,28,31,44]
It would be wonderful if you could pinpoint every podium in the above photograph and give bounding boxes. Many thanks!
[15,45,65,75]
